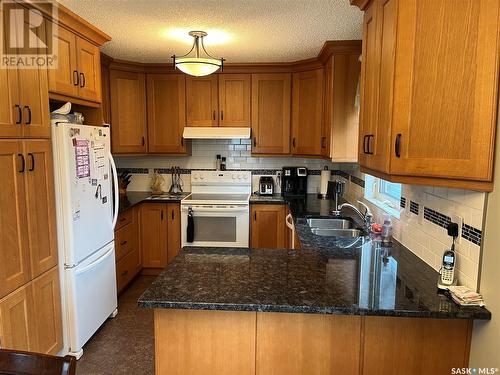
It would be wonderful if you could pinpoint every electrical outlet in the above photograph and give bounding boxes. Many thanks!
[450,213,463,244]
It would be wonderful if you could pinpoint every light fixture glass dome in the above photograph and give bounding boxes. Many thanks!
[172,31,225,77]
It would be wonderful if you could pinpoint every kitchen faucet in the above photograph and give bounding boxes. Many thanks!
[335,201,373,232]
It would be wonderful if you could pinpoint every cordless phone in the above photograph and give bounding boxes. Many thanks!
[438,249,456,290]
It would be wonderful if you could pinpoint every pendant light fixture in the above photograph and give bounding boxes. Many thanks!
[172,31,225,77]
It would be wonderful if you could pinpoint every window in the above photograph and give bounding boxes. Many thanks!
[364,174,402,218]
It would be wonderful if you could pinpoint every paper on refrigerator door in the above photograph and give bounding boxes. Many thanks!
[73,138,90,178]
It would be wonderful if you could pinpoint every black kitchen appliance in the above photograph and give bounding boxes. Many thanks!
[258,176,274,196]
[281,167,307,199]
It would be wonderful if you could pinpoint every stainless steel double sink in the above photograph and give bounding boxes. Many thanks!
[306,217,363,238]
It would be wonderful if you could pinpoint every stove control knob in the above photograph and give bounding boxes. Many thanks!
[232,175,236,180]
[243,174,249,180]
[200,175,204,180]
[193,173,199,180]
[238,174,242,179]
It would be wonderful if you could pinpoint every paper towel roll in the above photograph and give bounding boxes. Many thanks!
[320,170,330,196]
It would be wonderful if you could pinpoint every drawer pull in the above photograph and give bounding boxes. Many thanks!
[121,270,128,276]
[120,240,128,246]
[120,217,127,222]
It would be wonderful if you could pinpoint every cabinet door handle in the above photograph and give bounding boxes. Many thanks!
[395,133,402,158]
[221,110,224,121]
[120,217,127,222]
[121,270,128,276]
[120,240,127,246]
[160,210,164,220]
[80,72,85,88]
[292,138,296,148]
[171,210,174,220]
[141,136,145,146]
[254,211,257,221]
[14,105,22,124]
[18,153,25,173]
[363,135,368,154]
[28,153,35,171]
[181,137,184,146]
[24,106,31,125]
[366,135,374,155]
[253,137,256,147]
[321,137,326,149]
[73,70,79,86]
[213,110,216,121]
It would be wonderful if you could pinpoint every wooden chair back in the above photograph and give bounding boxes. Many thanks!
[0,349,76,375]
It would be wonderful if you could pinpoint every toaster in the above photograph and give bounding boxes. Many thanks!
[258,176,274,196]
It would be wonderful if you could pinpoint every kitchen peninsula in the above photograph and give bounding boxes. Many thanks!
[139,196,490,375]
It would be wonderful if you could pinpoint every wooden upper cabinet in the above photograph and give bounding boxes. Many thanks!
[0,141,30,298]
[110,70,147,154]
[140,203,168,268]
[166,203,181,264]
[186,75,218,127]
[390,0,499,181]
[0,65,21,138]
[48,22,107,104]
[250,204,286,249]
[218,74,251,127]
[76,37,102,102]
[17,32,50,138]
[357,0,500,190]
[326,53,361,162]
[48,26,78,98]
[291,69,324,156]
[31,266,63,355]
[147,74,187,154]
[24,140,58,278]
[251,74,291,155]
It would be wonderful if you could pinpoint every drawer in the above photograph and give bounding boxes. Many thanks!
[116,248,140,293]
[116,209,134,230]
[115,223,136,261]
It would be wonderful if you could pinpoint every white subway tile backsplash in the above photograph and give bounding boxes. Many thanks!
[340,164,486,291]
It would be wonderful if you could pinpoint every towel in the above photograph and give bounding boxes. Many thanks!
[187,207,194,243]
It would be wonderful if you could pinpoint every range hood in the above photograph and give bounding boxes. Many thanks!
[183,127,251,139]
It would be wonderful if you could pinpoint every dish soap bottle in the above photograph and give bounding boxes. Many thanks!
[381,214,393,244]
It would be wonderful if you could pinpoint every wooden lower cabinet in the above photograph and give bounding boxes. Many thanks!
[31,266,63,355]
[116,247,141,293]
[153,310,472,375]
[140,203,181,270]
[115,207,141,293]
[0,284,34,351]
[0,266,62,354]
[250,204,287,249]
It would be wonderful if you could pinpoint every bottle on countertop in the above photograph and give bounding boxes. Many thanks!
[381,214,393,244]
[220,157,226,171]
[216,154,221,171]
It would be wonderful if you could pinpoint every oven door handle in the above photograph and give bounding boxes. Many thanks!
[181,206,249,213]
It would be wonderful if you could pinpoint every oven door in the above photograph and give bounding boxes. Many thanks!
[181,204,249,248]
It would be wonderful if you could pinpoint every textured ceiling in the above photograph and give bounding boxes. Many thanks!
[58,0,363,63]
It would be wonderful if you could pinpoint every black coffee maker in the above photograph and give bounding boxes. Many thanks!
[281,167,308,199]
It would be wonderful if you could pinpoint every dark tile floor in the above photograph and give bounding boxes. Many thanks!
[76,276,155,375]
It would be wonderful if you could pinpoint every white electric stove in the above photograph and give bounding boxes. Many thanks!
[181,170,251,248]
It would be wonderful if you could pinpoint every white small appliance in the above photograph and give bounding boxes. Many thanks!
[51,120,119,359]
[181,171,251,247]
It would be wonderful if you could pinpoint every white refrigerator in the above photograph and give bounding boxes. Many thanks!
[51,121,119,359]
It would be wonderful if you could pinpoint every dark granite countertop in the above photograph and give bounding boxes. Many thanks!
[118,191,189,213]
[138,194,491,320]
[250,193,286,204]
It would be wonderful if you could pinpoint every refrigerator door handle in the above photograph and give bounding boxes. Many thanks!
[75,246,114,275]
[109,152,119,229]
